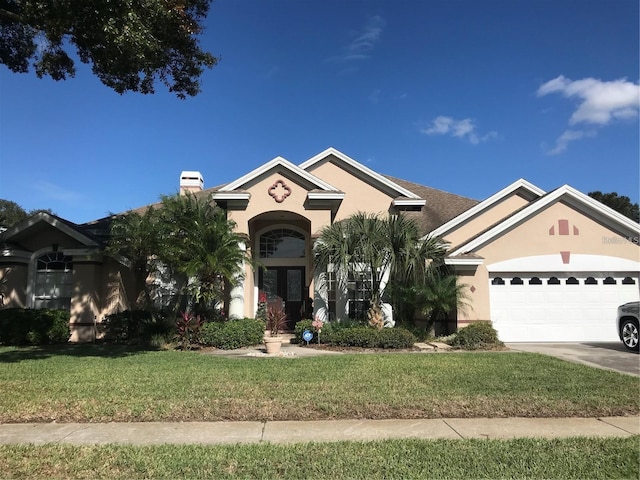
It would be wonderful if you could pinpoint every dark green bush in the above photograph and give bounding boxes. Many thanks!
[0,308,70,345]
[102,310,174,345]
[302,324,416,349]
[200,318,265,349]
[450,321,502,350]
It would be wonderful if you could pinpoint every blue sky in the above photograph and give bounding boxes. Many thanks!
[1,0,638,224]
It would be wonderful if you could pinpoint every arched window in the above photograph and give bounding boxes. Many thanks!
[566,277,579,285]
[622,277,636,285]
[529,277,542,285]
[603,277,616,285]
[34,252,73,310]
[510,277,524,285]
[547,277,560,285]
[259,229,305,258]
[491,277,505,285]
[584,277,597,285]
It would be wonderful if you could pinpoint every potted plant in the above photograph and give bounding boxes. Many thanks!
[264,298,288,354]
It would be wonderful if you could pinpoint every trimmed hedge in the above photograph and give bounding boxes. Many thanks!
[0,308,70,345]
[450,321,503,350]
[294,321,416,349]
[102,310,175,345]
[200,318,265,350]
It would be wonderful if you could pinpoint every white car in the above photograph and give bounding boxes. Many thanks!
[617,301,639,352]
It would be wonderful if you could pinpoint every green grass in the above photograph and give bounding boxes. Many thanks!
[0,345,638,422]
[0,437,637,479]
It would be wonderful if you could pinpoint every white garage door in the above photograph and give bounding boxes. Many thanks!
[490,274,640,342]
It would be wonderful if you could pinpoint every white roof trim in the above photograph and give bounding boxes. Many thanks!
[450,184,640,256]
[430,178,545,238]
[307,192,345,201]
[445,257,484,266]
[211,192,251,201]
[393,198,427,207]
[300,147,423,200]
[1,212,99,247]
[220,156,339,192]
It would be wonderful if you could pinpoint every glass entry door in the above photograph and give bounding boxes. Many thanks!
[259,267,305,328]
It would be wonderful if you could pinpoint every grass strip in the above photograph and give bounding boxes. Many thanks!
[0,437,637,479]
[0,346,638,422]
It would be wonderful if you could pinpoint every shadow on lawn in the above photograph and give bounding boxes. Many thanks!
[0,344,162,363]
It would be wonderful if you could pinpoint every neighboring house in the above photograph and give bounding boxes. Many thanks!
[1,147,638,342]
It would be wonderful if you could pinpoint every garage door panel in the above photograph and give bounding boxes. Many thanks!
[490,274,639,342]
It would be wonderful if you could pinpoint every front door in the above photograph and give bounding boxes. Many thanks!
[259,267,305,328]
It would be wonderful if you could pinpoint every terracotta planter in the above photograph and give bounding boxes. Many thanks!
[264,336,282,354]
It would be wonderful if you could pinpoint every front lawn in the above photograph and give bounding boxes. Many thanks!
[0,346,638,422]
[0,437,637,479]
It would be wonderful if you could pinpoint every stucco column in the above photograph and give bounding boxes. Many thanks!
[228,241,246,319]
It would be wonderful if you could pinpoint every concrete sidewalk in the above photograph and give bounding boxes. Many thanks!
[1,417,638,445]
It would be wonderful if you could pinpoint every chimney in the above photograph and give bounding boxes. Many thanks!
[180,171,204,195]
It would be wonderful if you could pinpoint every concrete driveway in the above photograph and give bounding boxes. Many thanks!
[506,342,639,377]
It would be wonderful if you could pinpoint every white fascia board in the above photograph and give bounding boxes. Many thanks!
[211,192,251,201]
[220,156,338,192]
[307,192,345,201]
[445,257,484,266]
[450,185,640,256]
[429,178,545,238]
[393,198,427,207]
[300,147,423,199]
[0,248,31,260]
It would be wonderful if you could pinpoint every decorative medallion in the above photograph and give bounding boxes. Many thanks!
[268,179,291,203]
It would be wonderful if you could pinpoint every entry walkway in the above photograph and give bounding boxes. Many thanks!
[1,417,638,445]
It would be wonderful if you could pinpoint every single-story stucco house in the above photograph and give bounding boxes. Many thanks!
[1,147,639,342]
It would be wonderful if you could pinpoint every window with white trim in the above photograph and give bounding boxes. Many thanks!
[34,252,73,310]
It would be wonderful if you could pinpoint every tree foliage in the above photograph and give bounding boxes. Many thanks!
[157,193,252,310]
[314,212,448,328]
[107,193,252,315]
[107,206,160,310]
[0,198,55,229]
[588,191,639,223]
[0,0,217,98]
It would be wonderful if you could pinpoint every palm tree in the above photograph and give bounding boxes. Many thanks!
[386,215,448,323]
[107,207,160,311]
[417,273,470,335]
[157,193,252,314]
[314,212,447,328]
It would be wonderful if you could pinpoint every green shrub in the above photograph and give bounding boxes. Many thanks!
[102,310,174,345]
[293,319,314,344]
[318,325,416,349]
[0,308,70,345]
[200,318,265,349]
[450,321,503,350]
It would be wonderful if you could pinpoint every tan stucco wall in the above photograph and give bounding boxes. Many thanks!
[443,193,530,248]
[458,200,640,322]
[0,263,28,308]
[305,158,397,220]
[228,172,333,236]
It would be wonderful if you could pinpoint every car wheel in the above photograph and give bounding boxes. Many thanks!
[620,319,639,353]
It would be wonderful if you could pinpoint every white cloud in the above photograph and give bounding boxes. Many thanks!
[422,116,497,145]
[537,75,639,154]
[330,15,385,64]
